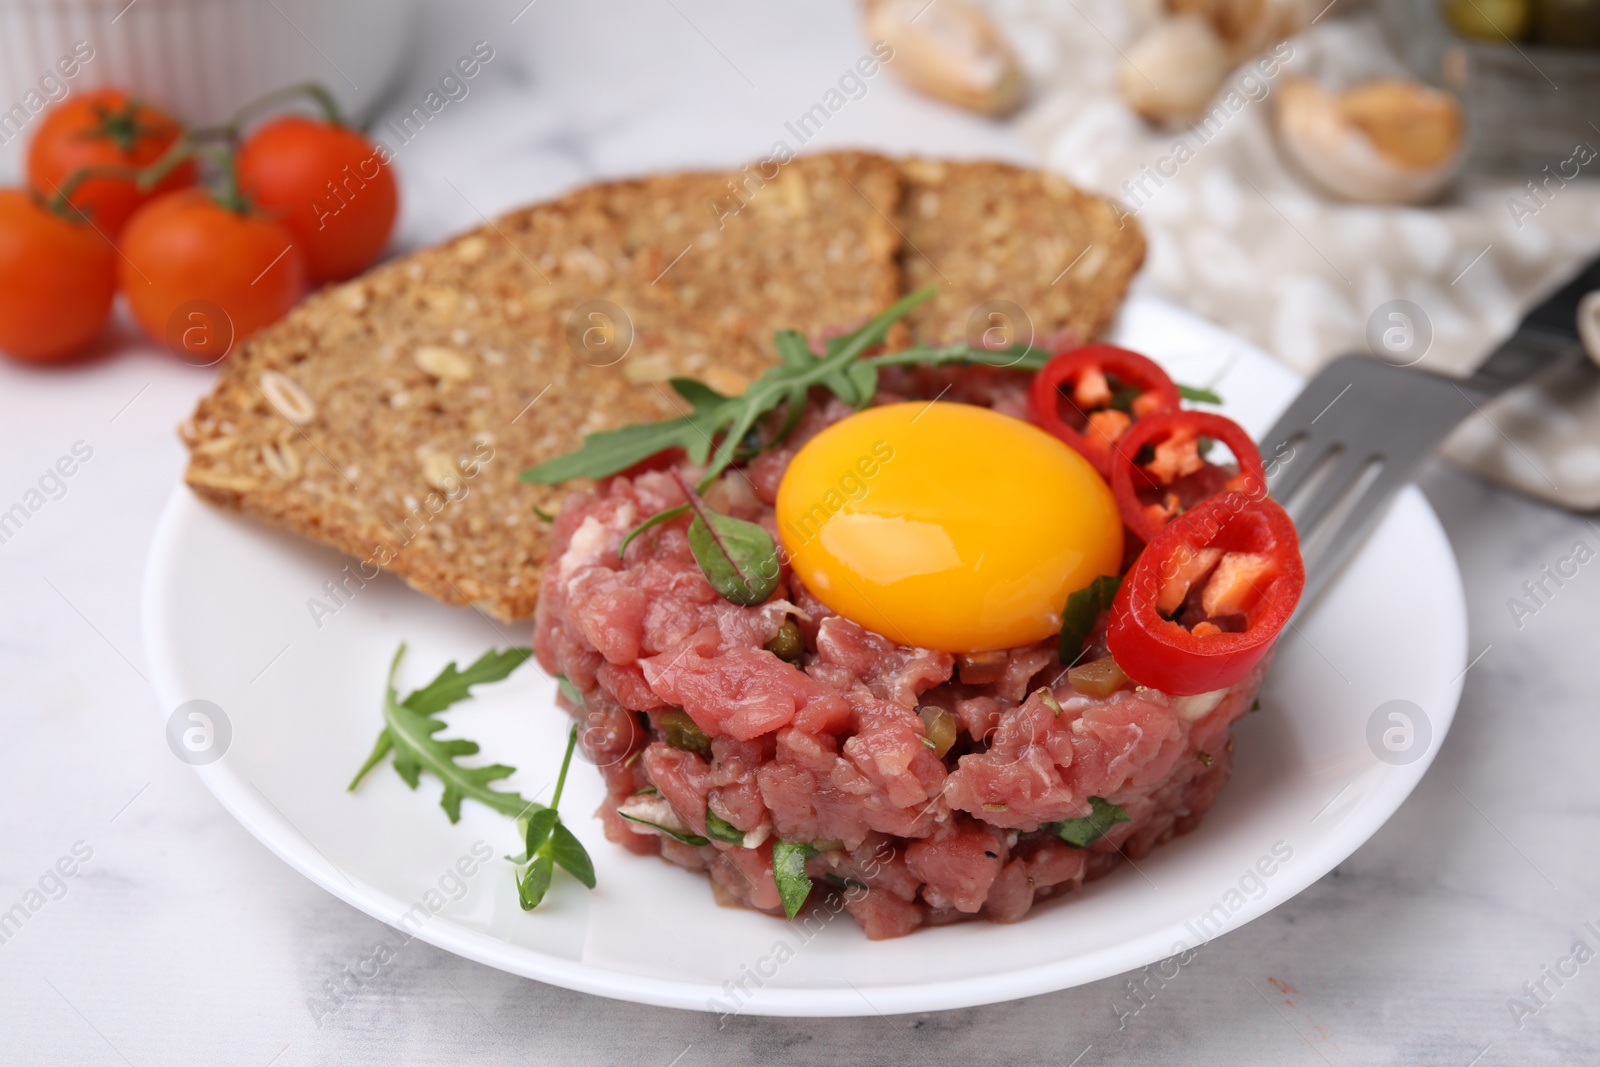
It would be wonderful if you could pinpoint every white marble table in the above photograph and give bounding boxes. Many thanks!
[1,1,1597,1063]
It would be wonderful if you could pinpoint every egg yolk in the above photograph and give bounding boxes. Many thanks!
[775,401,1124,654]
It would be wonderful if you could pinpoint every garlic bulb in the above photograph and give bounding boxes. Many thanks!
[1117,13,1235,125]
[864,0,1025,116]
[1274,75,1464,204]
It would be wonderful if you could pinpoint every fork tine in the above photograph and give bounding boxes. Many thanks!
[1299,468,1409,607]
[1290,449,1380,538]
[1266,434,1335,504]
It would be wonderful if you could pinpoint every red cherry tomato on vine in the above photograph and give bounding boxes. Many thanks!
[26,89,196,236]
[1107,493,1303,696]
[1027,343,1182,478]
[0,189,116,363]
[235,116,398,283]
[119,190,305,362]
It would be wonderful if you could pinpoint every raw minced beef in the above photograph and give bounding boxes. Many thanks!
[532,377,1265,940]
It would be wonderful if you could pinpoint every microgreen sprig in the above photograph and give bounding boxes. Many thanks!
[669,469,780,606]
[510,723,596,910]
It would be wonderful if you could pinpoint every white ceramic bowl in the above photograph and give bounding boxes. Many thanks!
[0,0,418,174]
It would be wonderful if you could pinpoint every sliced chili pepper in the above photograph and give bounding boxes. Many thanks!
[1027,343,1181,477]
[1107,493,1303,696]
[1109,410,1267,544]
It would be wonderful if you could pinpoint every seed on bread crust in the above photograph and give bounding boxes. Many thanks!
[259,371,316,425]
[414,345,473,381]
[261,441,301,480]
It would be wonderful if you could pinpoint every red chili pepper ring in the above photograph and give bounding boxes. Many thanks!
[1027,343,1181,478]
[1107,492,1304,696]
[1109,410,1268,544]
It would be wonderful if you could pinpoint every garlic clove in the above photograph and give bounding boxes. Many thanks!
[865,0,1026,117]
[1171,0,1320,57]
[1117,13,1235,125]
[1339,79,1464,169]
[1274,75,1464,204]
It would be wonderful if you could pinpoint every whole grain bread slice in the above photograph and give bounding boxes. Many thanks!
[181,151,905,621]
[897,157,1145,349]
[181,151,1143,621]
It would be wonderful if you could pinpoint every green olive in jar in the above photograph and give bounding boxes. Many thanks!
[1442,0,1531,39]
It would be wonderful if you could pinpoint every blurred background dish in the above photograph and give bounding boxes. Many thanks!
[1382,0,1600,169]
[0,0,419,172]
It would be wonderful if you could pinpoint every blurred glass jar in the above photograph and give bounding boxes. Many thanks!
[1534,0,1600,46]
[0,0,418,176]
[1383,0,1600,170]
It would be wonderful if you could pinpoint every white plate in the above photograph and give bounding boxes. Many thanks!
[142,294,1466,1017]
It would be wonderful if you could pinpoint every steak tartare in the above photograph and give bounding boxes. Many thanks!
[533,372,1271,939]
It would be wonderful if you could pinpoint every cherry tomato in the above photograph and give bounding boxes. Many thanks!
[1108,493,1303,695]
[1027,344,1181,478]
[118,189,305,361]
[1110,410,1268,543]
[0,190,116,363]
[26,89,196,236]
[235,116,397,283]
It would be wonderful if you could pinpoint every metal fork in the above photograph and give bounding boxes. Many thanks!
[1261,254,1600,607]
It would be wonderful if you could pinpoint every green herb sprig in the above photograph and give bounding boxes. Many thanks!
[670,469,781,606]
[1045,796,1131,848]
[772,839,817,920]
[1058,575,1122,667]
[349,644,538,822]
[520,286,1046,490]
[1177,383,1223,405]
[352,648,599,913]
[704,807,748,845]
[509,724,596,910]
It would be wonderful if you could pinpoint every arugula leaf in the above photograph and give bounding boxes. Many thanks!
[772,840,817,920]
[513,723,597,908]
[1178,383,1223,405]
[520,291,1064,493]
[773,330,816,369]
[864,340,1049,372]
[704,808,747,845]
[1058,575,1121,668]
[1047,796,1131,848]
[617,811,710,846]
[523,288,937,488]
[673,470,780,606]
[521,377,729,485]
[349,645,538,823]
[400,646,534,715]
[353,647,596,913]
